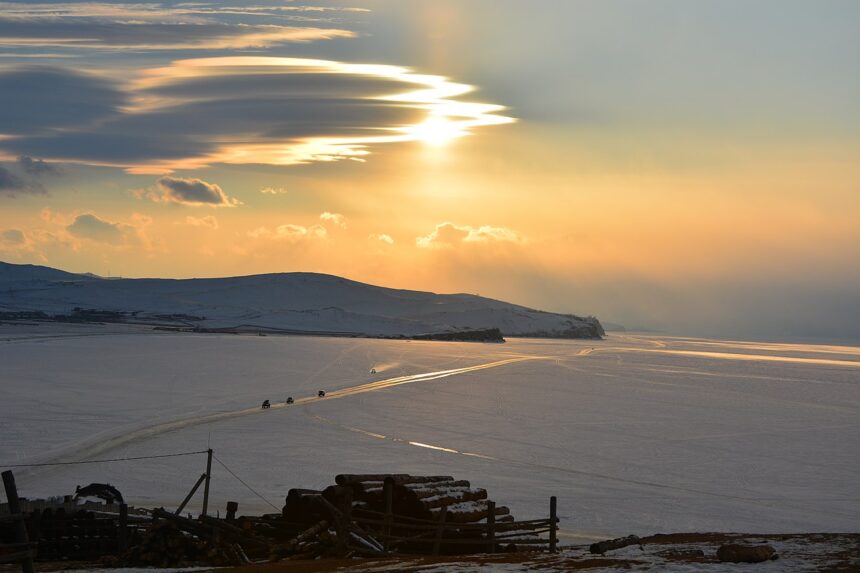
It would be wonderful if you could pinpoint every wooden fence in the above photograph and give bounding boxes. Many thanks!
[322,490,559,556]
[1,470,137,571]
[1,471,34,573]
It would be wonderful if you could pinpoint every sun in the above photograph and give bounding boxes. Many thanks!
[404,116,467,147]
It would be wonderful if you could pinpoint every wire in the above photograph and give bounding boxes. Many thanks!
[1,449,209,468]
[213,454,280,512]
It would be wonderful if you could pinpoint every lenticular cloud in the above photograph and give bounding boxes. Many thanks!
[0,57,515,174]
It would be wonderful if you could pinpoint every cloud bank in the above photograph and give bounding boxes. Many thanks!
[0,2,355,50]
[0,57,514,173]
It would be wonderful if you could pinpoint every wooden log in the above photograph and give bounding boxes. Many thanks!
[404,479,471,490]
[384,475,456,486]
[549,496,557,553]
[233,543,251,564]
[432,506,446,556]
[199,515,270,547]
[336,474,412,486]
[418,489,488,509]
[118,503,128,553]
[431,501,510,524]
[589,535,640,554]
[348,531,383,554]
[336,488,353,555]
[287,542,325,560]
[486,501,496,553]
[383,481,393,552]
[286,520,329,548]
[175,473,207,516]
[495,528,550,540]
[282,489,326,523]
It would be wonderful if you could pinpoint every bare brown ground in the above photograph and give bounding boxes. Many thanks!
[211,532,860,573]
[3,532,857,572]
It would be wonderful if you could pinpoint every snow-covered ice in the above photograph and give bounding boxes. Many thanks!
[1,324,858,540]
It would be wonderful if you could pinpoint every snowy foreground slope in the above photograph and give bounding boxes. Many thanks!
[0,261,602,338]
[2,324,858,539]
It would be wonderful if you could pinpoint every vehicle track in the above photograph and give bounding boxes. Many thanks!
[15,354,546,477]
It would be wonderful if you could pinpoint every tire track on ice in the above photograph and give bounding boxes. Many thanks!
[304,412,860,519]
[15,354,544,476]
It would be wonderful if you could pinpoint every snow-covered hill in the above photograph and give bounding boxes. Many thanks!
[0,262,603,338]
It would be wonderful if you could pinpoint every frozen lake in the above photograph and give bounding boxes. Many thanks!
[1,324,858,539]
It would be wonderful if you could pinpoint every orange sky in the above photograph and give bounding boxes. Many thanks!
[0,1,858,339]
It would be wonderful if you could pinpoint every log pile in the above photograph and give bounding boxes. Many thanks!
[9,473,555,565]
[278,474,552,556]
[326,474,510,525]
[123,521,205,567]
[124,508,272,567]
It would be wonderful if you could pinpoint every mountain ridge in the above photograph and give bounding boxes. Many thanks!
[0,261,603,339]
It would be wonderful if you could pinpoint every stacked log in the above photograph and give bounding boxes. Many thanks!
[429,500,510,524]
[282,489,328,526]
[317,474,544,555]
[330,474,500,524]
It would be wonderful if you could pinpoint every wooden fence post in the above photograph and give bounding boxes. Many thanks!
[176,473,207,516]
[432,506,447,556]
[341,487,353,522]
[382,480,393,552]
[486,500,496,553]
[2,470,35,573]
[225,501,238,522]
[549,496,557,553]
[117,504,128,553]
[201,449,213,517]
[336,487,353,556]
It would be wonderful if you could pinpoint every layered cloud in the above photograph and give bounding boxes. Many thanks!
[0,68,126,135]
[416,222,526,248]
[0,2,355,50]
[148,176,240,207]
[0,166,33,195]
[0,57,514,173]
[17,155,60,176]
[0,156,59,196]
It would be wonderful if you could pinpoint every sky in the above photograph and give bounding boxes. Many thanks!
[0,0,858,341]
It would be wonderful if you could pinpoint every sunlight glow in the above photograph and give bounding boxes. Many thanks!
[402,116,467,146]
[124,56,516,172]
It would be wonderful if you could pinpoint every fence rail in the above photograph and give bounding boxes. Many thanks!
[336,494,559,555]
